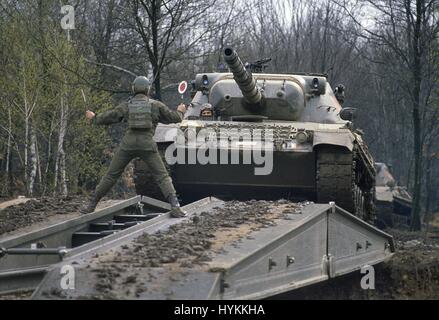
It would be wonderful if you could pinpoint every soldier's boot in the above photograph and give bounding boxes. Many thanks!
[79,192,100,214]
[167,194,186,218]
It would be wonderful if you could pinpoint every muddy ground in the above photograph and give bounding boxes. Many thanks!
[0,196,129,239]
[0,196,83,237]
[1,197,439,300]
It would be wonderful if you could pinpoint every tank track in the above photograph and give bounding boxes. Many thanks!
[316,145,375,223]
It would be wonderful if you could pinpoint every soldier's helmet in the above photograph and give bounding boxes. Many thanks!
[132,76,150,94]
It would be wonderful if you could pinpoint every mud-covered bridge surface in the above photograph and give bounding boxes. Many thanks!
[0,197,126,238]
[0,197,83,236]
[40,200,309,299]
[1,197,438,300]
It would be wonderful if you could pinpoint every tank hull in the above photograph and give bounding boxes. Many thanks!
[135,120,376,222]
[172,149,316,202]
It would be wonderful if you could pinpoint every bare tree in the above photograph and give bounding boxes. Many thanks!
[333,0,439,230]
[129,0,217,100]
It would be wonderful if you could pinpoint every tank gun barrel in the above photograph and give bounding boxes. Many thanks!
[223,47,263,106]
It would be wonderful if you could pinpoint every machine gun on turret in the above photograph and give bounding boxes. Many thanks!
[245,58,272,73]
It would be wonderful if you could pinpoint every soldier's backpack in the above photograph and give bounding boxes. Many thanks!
[128,96,153,129]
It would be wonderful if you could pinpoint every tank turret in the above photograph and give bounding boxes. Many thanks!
[203,46,306,121]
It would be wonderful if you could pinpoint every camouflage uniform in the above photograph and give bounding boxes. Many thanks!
[92,94,183,201]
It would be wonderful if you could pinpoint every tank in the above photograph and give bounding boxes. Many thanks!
[135,48,377,223]
[374,162,412,228]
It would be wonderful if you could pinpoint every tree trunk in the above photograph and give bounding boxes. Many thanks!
[28,126,37,196]
[55,95,68,196]
[4,106,12,195]
[151,0,161,100]
[410,0,423,231]
[153,67,161,100]
[423,151,432,243]
[43,117,54,196]
[35,135,42,186]
[24,79,29,195]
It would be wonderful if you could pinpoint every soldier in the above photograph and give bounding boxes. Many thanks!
[334,84,346,105]
[80,76,187,218]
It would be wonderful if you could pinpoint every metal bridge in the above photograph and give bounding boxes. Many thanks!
[0,196,394,299]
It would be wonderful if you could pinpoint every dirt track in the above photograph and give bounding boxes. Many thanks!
[0,197,83,237]
[0,197,32,210]
[0,197,125,239]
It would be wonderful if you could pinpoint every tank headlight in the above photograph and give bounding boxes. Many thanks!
[202,75,209,86]
[312,78,319,89]
[296,131,309,144]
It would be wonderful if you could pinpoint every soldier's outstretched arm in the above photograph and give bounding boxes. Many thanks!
[156,101,186,124]
[91,102,129,125]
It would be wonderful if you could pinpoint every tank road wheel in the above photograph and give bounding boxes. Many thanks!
[316,145,365,219]
[133,147,172,202]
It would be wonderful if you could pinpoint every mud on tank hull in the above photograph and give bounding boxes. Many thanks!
[134,122,376,224]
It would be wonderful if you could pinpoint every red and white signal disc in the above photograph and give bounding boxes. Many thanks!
[178,81,188,95]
